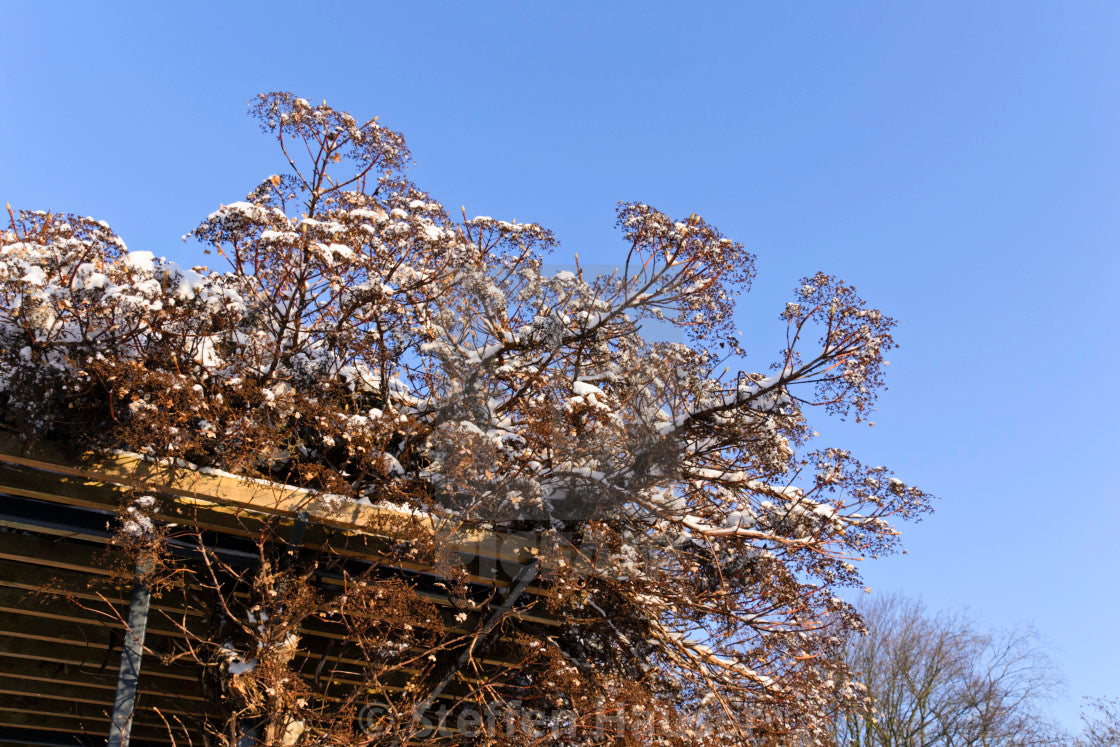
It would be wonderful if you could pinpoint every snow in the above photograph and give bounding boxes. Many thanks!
[124,251,156,272]
[122,503,155,535]
[228,659,256,675]
[122,518,153,535]
[571,381,602,397]
[380,453,405,476]
[260,229,298,242]
[20,267,46,285]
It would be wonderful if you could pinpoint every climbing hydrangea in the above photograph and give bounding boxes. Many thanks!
[0,93,931,744]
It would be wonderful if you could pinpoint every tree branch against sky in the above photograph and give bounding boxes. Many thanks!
[833,593,1066,746]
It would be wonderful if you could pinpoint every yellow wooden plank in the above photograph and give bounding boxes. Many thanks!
[0,476,551,596]
[0,434,540,566]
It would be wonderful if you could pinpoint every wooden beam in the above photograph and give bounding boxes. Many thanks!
[0,434,541,566]
[0,461,554,595]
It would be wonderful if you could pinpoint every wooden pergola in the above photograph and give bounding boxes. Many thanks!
[0,433,560,746]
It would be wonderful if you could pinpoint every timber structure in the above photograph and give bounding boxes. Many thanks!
[0,433,557,746]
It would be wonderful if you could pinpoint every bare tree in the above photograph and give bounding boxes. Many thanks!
[833,593,1064,746]
[1075,697,1120,746]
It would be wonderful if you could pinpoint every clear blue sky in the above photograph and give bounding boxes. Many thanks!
[3,1,1117,729]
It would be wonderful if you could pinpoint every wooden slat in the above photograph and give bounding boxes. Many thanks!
[0,586,205,640]
[0,585,539,690]
[0,699,176,742]
[0,557,198,618]
[0,524,559,629]
[0,655,202,701]
[0,636,197,685]
[0,461,273,542]
[0,642,475,713]
[0,531,115,576]
[0,611,516,729]
[0,541,549,682]
[0,709,109,735]
[0,608,410,688]
[0,737,105,747]
[0,552,550,654]
[0,607,191,660]
[0,647,472,710]
[0,675,202,717]
[0,585,515,704]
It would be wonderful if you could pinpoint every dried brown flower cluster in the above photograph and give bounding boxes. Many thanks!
[1,93,931,745]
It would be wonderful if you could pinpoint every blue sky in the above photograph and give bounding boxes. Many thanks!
[3,1,1118,729]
